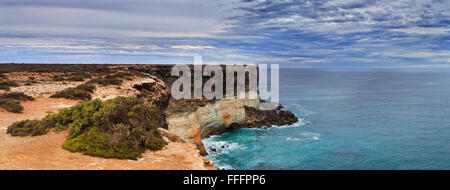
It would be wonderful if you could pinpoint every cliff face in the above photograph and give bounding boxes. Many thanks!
[164,97,260,155]
[131,65,299,155]
[0,64,298,169]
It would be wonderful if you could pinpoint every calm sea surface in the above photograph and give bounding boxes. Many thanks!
[204,69,450,169]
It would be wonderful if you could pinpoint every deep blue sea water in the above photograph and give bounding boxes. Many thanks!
[203,69,450,170]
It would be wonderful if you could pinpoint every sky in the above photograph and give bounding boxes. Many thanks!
[0,0,449,68]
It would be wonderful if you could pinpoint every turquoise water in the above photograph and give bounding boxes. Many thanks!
[203,69,450,170]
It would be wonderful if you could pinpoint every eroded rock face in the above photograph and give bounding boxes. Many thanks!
[0,64,297,169]
[242,106,298,129]
[165,98,250,155]
[132,65,298,156]
[132,76,170,107]
[163,94,298,155]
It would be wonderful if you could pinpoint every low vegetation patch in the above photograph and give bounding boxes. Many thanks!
[7,97,166,159]
[0,73,7,79]
[0,79,19,90]
[53,73,91,82]
[0,92,34,113]
[50,83,96,100]
[0,99,23,113]
[88,75,123,86]
[6,119,44,136]
[0,92,35,101]
[68,76,84,81]
[109,72,134,80]
[52,75,65,81]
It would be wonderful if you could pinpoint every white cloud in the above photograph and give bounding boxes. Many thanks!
[391,27,450,35]
[300,59,327,63]
[170,45,215,50]
[375,51,450,58]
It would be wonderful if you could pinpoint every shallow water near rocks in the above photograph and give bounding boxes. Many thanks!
[204,69,450,170]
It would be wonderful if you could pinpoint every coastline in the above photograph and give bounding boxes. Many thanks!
[0,64,297,170]
[0,97,216,170]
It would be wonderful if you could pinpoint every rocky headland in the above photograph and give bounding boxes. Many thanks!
[0,64,298,169]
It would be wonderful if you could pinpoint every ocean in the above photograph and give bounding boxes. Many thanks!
[203,69,450,170]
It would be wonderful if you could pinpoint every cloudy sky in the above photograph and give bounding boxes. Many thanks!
[0,0,449,68]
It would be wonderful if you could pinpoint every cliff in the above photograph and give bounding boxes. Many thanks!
[130,65,299,155]
[0,64,298,168]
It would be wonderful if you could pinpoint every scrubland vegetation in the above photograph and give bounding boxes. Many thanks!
[0,92,35,113]
[2,64,170,159]
[0,92,35,101]
[0,79,18,90]
[50,83,96,100]
[7,97,166,159]
[88,75,124,86]
[0,99,23,113]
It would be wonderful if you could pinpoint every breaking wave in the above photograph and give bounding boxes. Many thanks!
[286,132,321,141]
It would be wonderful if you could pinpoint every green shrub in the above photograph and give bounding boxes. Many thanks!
[0,79,18,90]
[88,76,123,86]
[0,99,24,113]
[7,119,47,136]
[53,75,64,81]
[0,92,35,101]
[68,76,84,81]
[7,97,166,159]
[50,83,96,100]
[62,127,142,159]
[74,83,96,93]
[0,79,18,87]
[50,88,92,100]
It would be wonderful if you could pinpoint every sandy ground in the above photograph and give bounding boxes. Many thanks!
[0,98,215,170]
[0,98,79,129]
[91,77,155,100]
[1,72,152,99]
[1,72,85,98]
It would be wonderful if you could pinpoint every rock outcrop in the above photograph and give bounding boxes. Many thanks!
[126,65,299,155]
[0,64,298,169]
[162,95,297,155]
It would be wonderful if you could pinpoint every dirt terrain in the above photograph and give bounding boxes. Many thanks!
[0,67,216,170]
[0,130,214,170]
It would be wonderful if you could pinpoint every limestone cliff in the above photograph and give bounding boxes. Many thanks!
[0,64,298,168]
[131,65,299,155]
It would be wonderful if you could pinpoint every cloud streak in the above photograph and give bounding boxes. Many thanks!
[0,0,449,68]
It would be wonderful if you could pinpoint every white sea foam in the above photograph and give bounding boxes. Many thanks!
[271,118,309,129]
[286,137,302,141]
[202,118,309,169]
[202,135,248,170]
[286,132,321,141]
[202,136,246,154]
[213,163,234,170]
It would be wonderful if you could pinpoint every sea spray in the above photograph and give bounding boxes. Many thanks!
[202,120,307,170]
